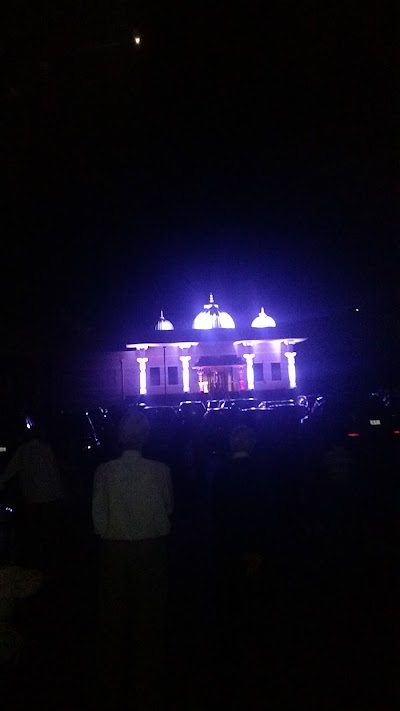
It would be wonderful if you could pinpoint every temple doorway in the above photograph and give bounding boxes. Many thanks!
[206,367,234,393]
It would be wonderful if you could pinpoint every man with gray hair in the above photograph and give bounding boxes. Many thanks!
[92,410,173,709]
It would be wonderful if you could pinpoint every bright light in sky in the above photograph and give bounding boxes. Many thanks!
[134,36,141,45]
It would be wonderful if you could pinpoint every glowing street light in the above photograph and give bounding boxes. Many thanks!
[133,35,141,45]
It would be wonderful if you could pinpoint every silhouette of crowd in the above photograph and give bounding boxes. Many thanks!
[0,401,396,710]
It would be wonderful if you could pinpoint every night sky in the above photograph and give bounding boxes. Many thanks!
[2,3,397,368]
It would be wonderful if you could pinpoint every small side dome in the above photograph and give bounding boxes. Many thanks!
[251,307,276,328]
[155,310,174,331]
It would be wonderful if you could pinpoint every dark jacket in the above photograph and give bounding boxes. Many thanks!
[213,453,265,557]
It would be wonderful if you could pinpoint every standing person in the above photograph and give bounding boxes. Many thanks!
[212,424,265,707]
[92,411,174,710]
[0,420,65,575]
[213,425,263,576]
[0,564,43,665]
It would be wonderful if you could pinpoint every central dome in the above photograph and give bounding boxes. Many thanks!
[192,294,235,329]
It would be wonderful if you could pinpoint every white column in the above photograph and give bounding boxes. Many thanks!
[285,351,297,389]
[179,355,191,393]
[243,353,255,390]
[136,357,148,395]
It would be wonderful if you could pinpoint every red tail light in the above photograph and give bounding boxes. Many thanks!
[394,430,400,435]
[347,432,359,437]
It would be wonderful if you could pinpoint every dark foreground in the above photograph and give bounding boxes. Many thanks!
[1,446,397,711]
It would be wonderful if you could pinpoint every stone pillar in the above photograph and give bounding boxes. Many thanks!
[179,355,191,393]
[284,351,297,389]
[243,353,255,391]
[136,357,148,395]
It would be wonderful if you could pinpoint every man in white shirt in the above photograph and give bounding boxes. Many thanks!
[92,410,173,710]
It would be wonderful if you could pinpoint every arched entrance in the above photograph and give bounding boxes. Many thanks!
[193,355,245,394]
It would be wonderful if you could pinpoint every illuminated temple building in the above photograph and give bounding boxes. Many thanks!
[55,294,307,406]
[123,295,306,398]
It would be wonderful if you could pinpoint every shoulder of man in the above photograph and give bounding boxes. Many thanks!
[95,456,121,477]
[143,456,171,475]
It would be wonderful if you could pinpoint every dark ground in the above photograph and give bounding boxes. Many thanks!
[1,439,397,711]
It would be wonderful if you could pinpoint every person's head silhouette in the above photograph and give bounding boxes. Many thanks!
[118,412,151,451]
[229,425,256,456]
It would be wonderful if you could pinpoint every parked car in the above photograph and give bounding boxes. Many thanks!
[252,403,302,440]
[299,392,398,446]
[220,398,260,410]
[206,399,223,411]
[388,396,400,438]
[179,400,206,413]
[296,394,309,409]
[258,399,296,409]
[178,400,206,425]
[143,405,181,426]
[48,410,104,503]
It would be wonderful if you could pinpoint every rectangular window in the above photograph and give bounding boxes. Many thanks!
[149,367,161,386]
[254,362,264,382]
[168,366,179,385]
[271,362,281,381]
